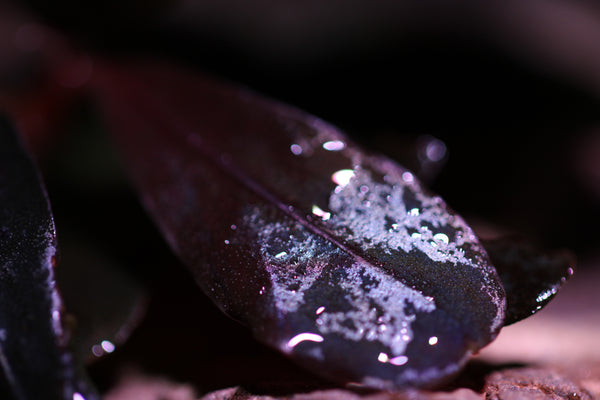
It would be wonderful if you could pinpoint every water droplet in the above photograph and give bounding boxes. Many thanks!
[401,171,414,183]
[389,355,409,366]
[332,169,355,187]
[322,140,346,151]
[101,340,115,353]
[433,233,449,244]
[287,333,324,348]
[91,345,103,357]
[377,352,409,366]
[290,144,303,155]
[312,205,331,221]
[428,336,438,345]
[425,139,447,162]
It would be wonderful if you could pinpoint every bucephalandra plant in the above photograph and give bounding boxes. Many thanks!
[0,57,574,399]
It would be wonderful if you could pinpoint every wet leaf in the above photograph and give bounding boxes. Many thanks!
[0,116,98,400]
[481,237,575,326]
[95,61,505,389]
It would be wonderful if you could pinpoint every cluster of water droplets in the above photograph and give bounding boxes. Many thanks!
[315,261,435,356]
[326,167,480,268]
[246,207,436,358]
[248,215,333,314]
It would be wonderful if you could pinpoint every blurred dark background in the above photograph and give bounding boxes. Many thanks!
[6,0,598,254]
[0,0,599,396]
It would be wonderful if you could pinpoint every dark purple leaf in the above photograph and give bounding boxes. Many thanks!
[94,61,505,389]
[481,237,575,326]
[0,116,98,400]
[55,236,147,362]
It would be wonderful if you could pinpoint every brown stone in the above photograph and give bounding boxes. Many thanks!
[484,367,592,400]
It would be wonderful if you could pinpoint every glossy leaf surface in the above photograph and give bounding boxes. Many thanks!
[0,117,97,400]
[95,62,505,389]
[482,237,574,326]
